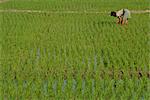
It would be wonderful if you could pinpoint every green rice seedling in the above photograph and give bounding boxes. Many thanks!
[0,0,149,99]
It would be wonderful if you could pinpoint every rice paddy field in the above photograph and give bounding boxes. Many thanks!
[0,0,150,99]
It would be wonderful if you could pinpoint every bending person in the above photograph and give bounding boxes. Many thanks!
[111,9,131,25]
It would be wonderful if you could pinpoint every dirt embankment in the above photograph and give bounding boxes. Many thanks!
[0,9,149,14]
[131,10,150,14]
[0,0,9,3]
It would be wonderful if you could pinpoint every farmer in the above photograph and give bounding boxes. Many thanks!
[111,9,131,25]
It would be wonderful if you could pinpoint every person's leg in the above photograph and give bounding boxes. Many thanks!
[125,20,128,25]
[121,19,125,25]
[121,17,126,25]
[122,11,129,25]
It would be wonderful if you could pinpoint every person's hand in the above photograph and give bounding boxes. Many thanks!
[117,18,120,24]
[117,21,120,24]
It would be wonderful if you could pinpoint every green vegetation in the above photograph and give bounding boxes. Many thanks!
[0,0,149,10]
[0,0,150,99]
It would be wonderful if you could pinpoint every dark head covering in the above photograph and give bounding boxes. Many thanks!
[111,11,116,17]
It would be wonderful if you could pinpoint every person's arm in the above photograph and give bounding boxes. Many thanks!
[116,9,124,24]
[117,16,122,24]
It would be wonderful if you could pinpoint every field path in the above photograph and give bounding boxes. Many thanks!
[0,9,149,14]
[0,0,9,3]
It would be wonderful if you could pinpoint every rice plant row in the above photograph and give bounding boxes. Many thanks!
[0,3,149,99]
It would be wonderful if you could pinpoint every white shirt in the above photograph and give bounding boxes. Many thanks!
[116,9,124,17]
